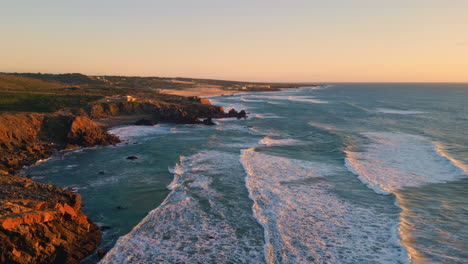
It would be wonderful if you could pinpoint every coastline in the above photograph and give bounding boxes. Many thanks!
[0,85,318,263]
[0,94,226,264]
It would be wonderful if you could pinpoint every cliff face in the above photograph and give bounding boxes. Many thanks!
[0,175,101,264]
[0,113,119,174]
[78,100,225,123]
[0,98,225,174]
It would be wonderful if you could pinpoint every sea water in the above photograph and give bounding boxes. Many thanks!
[26,83,468,263]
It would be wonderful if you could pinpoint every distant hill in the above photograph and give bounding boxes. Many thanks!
[0,74,66,92]
[5,72,103,85]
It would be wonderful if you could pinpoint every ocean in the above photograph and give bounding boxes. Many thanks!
[26,83,468,264]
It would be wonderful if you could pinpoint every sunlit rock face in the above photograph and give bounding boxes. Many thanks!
[0,175,101,264]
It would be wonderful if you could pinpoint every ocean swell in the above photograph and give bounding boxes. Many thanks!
[241,149,408,264]
[100,151,265,264]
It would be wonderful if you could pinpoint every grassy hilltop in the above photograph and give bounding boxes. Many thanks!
[0,72,316,113]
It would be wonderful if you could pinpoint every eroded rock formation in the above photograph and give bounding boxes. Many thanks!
[0,113,119,174]
[0,175,101,264]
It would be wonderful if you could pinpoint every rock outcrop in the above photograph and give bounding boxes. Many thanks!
[227,108,248,119]
[78,100,225,124]
[0,175,101,264]
[0,113,119,174]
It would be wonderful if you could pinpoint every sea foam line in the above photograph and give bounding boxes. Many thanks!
[344,132,468,262]
[241,148,409,264]
[100,150,265,263]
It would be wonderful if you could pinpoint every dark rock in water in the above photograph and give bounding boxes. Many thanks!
[227,108,238,118]
[237,110,247,119]
[202,117,216,126]
[26,174,32,179]
[99,226,112,231]
[97,249,106,258]
[135,119,157,126]
[126,156,138,160]
[116,205,126,210]
[98,171,105,175]
[226,108,248,119]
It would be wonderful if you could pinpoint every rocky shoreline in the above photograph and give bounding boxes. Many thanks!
[0,96,230,264]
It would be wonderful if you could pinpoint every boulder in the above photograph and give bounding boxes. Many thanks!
[227,109,238,118]
[126,156,138,160]
[237,110,247,119]
[225,109,247,119]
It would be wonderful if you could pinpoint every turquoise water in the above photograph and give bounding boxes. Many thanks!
[26,84,468,263]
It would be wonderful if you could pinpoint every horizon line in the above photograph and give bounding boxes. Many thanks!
[1,71,467,85]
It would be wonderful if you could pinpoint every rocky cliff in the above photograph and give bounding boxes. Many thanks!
[77,99,225,124]
[0,98,224,174]
[0,175,101,264]
[0,113,119,174]
[0,96,228,263]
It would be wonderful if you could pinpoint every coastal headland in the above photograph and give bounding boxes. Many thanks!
[0,72,319,263]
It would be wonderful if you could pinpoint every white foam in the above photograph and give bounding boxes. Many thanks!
[308,122,339,131]
[287,96,328,104]
[375,108,426,115]
[101,151,264,264]
[253,113,283,119]
[345,132,467,194]
[249,94,327,104]
[108,125,171,140]
[259,136,301,147]
[208,97,250,112]
[241,97,264,103]
[266,101,283,105]
[240,149,408,263]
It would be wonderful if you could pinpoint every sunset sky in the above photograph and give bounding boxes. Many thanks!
[1,0,467,82]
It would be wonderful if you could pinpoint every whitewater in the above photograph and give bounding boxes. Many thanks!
[27,83,468,264]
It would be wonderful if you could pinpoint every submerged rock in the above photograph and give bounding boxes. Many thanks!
[99,225,112,231]
[202,117,216,126]
[126,156,138,160]
[97,249,107,258]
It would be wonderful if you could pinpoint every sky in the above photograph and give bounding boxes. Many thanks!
[1,0,467,82]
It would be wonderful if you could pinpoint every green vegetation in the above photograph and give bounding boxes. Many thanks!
[5,73,103,85]
[0,74,65,92]
[0,92,102,113]
[0,72,319,113]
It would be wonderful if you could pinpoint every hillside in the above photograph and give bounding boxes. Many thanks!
[0,74,66,92]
